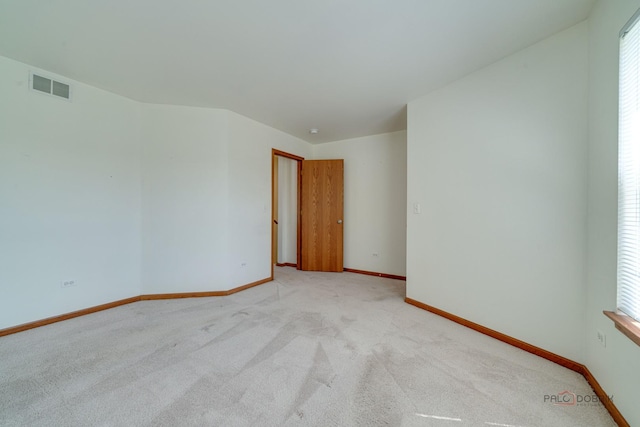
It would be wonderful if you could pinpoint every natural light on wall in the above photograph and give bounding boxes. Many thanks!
[618,8,640,323]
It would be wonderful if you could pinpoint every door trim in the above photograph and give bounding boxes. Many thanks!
[271,149,304,279]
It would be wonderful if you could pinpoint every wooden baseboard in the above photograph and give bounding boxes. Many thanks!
[275,264,406,281]
[140,291,227,300]
[0,277,273,338]
[275,263,297,268]
[581,366,630,427]
[226,277,272,295]
[405,297,581,371]
[405,297,630,427]
[0,296,141,338]
[344,268,406,281]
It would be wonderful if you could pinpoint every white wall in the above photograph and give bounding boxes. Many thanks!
[586,1,640,424]
[0,56,142,329]
[314,131,407,277]
[0,55,312,329]
[141,105,230,293]
[407,23,588,361]
[277,156,298,265]
[227,111,311,287]
[141,108,311,293]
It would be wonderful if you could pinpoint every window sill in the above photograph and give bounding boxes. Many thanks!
[604,311,640,347]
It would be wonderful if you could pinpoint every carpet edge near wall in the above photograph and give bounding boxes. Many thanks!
[0,276,273,338]
[405,297,629,427]
[0,268,405,337]
[1,273,624,425]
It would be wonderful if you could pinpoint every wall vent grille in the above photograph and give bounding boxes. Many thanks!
[30,72,71,100]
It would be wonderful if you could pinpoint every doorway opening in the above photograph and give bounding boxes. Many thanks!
[271,149,303,279]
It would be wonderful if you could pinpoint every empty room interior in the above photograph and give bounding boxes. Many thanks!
[1,0,640,426]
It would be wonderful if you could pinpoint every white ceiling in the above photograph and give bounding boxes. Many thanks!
[0,0,595,143]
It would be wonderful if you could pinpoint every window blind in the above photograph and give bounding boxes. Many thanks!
[618,13,640,322]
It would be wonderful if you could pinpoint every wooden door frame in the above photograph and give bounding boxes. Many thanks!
[271,149,304,279]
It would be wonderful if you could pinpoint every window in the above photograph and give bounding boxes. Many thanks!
[618,9,640,323]
[610,9,640,346]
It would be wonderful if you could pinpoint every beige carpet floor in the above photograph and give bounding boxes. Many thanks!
[0,267,615,426]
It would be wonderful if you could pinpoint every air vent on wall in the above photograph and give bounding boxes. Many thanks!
[30,72,71,100]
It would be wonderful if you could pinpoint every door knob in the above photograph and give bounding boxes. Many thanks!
[337,219,343,224]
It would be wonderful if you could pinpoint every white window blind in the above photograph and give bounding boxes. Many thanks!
[618,11,640,323]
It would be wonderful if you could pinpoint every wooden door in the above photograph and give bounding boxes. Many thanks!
[300,159,344,272]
